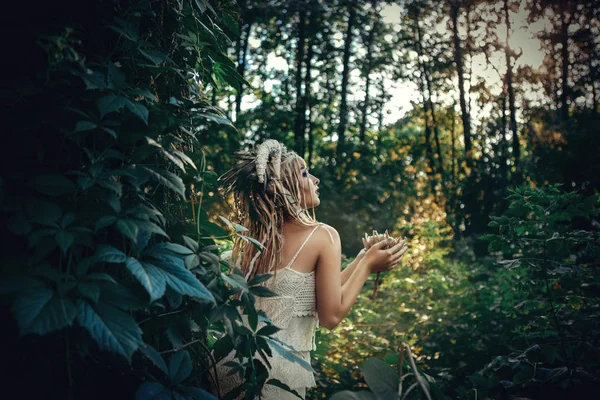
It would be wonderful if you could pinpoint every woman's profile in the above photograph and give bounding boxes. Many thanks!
[214,139,408,399]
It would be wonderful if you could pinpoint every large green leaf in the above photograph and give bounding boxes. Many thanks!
[139,343,169,376]
[95,245,127,263]
[359,358,399,400]
[153,257,215,303]
[125,258,166,301]
[28,174,76,196]
[330,391,377,400]
[178,386,217,400]
[135,382,171,400]
[142,166,186,198]
[76,300,143,362]
[125,99,149,124]
[168,350,193,385]
[98,281,148,311]
[265,337,314,373]
[97,94,128,118]
[12,287,77,336]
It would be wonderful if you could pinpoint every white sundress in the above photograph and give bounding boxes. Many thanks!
[214,224,324,399]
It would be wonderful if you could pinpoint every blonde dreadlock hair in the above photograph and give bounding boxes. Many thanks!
[219,140,319,281]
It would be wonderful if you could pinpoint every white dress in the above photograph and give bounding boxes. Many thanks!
[214,224,323,399]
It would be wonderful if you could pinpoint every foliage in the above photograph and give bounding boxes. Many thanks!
[1,1,307,399]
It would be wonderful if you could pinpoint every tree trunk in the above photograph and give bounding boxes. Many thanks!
[559,1,570,123]
[305,13,315,167]
[336,3,356,157]
[359,9,378,147]
[500,90,508,181]
[377,76,385,147]
[294,8,307,155]
[503,0,520,182]
[235,21,252,118]
[415,13,444,180]
[450,0,472,170]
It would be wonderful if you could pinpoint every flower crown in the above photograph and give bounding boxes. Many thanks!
[255,139,287,183]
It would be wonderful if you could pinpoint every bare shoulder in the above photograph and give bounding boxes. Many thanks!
[314,223,341,247]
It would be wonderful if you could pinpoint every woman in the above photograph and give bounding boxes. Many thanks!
[215,139,408,399]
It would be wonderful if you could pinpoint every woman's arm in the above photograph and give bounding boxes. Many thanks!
[340,249,365,285]
[315,225,406,330]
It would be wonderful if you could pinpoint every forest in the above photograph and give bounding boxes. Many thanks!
[1,0,599,399]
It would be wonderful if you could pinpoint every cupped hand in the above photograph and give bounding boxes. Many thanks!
[362,238,408,274]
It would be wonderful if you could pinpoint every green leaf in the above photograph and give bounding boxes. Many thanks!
[218,215,234,230]
[359,357,399,400]
[108,19,139,42]
[265,337,314,373]
[178,386,217,400]
[95,215,117,231]
[78,282,101,304]
[12,287,77,336]
[265,379,303,399]
[139,343,169,376]
[116,219,140,243]
[142,166,186,198]
[139,49,169,66]
[29,174,76,196]
[250,286,278,298]
[184,254,200,269]
[76,300,143,362]
[330,391,377,400]
[135,382,171,400]
[75,120,98,132]
[182,236,199,252]
[169,350,193,385]
[107,62,126,90]
[212,335,234,361]
[154,259,215,303]
[55,230,74,254]
[155,242,194,255]
[126,259,166,301]
[239,234,264,251]
[98,281,148,311]
[234,223,248,233]
[125,100,149,124]
[257,324,281,337]
[97,94,127,118]
[95,245,127,263]
[130,88,157,102]
[248,273,273,286]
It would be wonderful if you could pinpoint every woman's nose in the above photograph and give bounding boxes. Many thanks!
[313,176,320,185]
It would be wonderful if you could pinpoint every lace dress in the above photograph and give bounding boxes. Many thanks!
[214,224,323,399]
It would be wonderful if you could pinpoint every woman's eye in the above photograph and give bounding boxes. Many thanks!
[302,170,308,178]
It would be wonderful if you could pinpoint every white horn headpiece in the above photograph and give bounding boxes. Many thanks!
[255,140,285,183]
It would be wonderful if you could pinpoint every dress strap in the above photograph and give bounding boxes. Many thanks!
[285,224,322,270]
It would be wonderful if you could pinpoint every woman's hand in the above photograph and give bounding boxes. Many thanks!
[362,238,408,274]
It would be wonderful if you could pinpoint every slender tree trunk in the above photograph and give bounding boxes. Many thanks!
[235,21,252,118]
[450,0,472,170]
[305,14,315,167]
[503,0,520,182]
[359,9,377,147]
[336,2,356,157]
[451,103,456,183]
[560,2,570,123]
[294,9,307,155]
[377,76,385,147]
[414,10,444,186]
[589,54,598,113]
[500,90,508,181]
[417,68,438,194]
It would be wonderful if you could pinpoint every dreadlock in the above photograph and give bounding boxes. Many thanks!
[219,141,318,281]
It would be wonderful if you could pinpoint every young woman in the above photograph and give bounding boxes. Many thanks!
[215,139,408,399]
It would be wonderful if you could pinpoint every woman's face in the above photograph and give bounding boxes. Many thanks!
[300,160,320,209]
